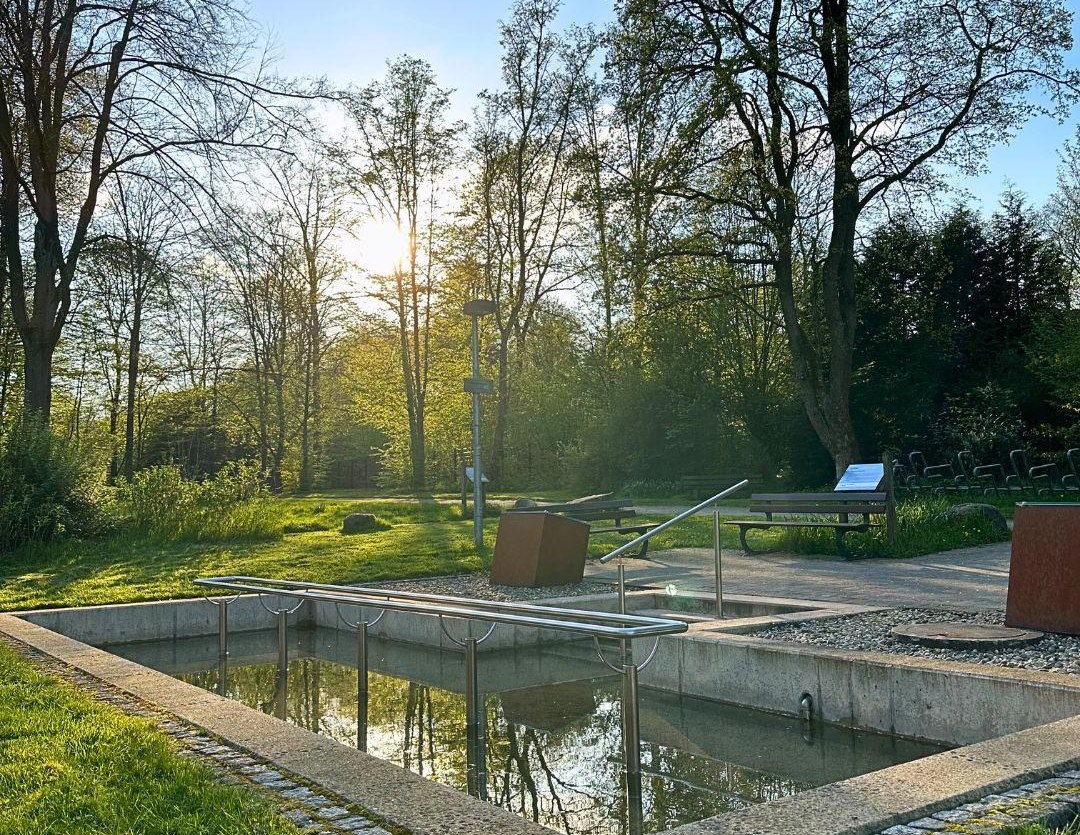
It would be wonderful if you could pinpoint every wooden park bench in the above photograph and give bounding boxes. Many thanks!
[681,474,762,499]
[518,497,662,558]
[725,462,896,560]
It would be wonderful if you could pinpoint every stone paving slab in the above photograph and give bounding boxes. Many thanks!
[587,542,1011,611]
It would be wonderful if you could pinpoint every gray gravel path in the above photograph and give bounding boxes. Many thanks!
[367,574,613,602]
[753,608,1080,675]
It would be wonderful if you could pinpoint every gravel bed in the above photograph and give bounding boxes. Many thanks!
[754,609,1080,675]
[367,573,615,602]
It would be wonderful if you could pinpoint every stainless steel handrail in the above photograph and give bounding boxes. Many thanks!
[597,480,749,620]
[197,574,685,834]
[196,576,687,638]
[598,481,749,563]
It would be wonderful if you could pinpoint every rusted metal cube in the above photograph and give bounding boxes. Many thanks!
[489,511,589,588]
[1005,503,1080,635]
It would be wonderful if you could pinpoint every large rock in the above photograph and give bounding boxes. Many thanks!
[945,503,1008,536]
[513,498,539,509]
[342,513,380,535]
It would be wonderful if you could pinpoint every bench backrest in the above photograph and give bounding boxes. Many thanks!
[748,492,887,516]
[512,499,636,523]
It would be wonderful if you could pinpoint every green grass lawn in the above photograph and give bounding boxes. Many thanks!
[0,493,1010,613]
[0,499,492,612]
[0,643,299,835]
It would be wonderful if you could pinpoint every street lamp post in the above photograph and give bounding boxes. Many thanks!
[464,299,496,549]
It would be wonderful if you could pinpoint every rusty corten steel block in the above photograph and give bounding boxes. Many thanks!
[1005,503,1080,635]
[489,510,589,588]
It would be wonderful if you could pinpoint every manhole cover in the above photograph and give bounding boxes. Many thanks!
[890,622,1044,650]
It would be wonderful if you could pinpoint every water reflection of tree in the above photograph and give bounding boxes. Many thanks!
[180,654,833,835]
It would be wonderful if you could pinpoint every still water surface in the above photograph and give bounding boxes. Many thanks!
[110,625,945,835]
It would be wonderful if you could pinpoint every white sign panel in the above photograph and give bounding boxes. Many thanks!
[834,463,884,492]
[465,467,490,484]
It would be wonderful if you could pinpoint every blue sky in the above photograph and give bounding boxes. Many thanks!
[251,0,1080,210]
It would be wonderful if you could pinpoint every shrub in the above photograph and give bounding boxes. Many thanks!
[775,495,1010,558]
[114,461,280,542]
[0,421,105,551]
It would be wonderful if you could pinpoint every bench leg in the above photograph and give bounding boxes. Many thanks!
[738,526,755,555]
[637,538,650,560]
[835,528,853,561]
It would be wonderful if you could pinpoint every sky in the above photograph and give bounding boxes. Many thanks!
[249,0,1080,211]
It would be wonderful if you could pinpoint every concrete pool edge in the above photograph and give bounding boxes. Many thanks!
[0,613,549,835]
[3,606,1080,835]
[664,712,1080,835]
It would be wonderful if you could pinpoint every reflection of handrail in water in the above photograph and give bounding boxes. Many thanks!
[197,574,688,835]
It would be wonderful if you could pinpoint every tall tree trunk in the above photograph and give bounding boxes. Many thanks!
[122,297,142,480]
[21,333,54,424]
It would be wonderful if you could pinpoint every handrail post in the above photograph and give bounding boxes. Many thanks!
[218,600,228,659]
[618,562,627,663]
[277,609,288,668]
[217,601,228,696]
[464,636,485,800]
[275,609,288,720]
[713,506,724,618]
[356,621,369,752]
[622,663,643,835]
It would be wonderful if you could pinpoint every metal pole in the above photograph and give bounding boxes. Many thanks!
[464,636,484,799]
[470,316,484,549]
[356,621,369,752]
[277,609,288,667]
[217,602,228,696]
[713,506,724,619]
[218,601,228,659]
[276,609,288,721]
[622,663,643,835]
[618,562,628,663]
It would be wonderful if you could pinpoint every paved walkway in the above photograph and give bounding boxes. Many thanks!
[585,541,1011,611]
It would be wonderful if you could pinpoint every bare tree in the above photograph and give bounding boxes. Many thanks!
[260,152,348,490]
[80,178,175,478]
[0,0,294,422]
[466,0,589,478]
[343,57,462,490]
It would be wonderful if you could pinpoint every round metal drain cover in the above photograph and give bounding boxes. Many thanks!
[890,622,1044,650]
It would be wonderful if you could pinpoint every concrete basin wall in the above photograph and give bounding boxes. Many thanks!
[3,610,1080,835]
[640,629,1080,746]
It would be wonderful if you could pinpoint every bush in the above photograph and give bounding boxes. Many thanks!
[775,495,1011,558]
[0,421,105,551]
[114,462,279,542]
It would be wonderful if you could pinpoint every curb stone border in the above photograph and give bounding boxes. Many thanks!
[877,773,1080,834]
[0,633,395,835]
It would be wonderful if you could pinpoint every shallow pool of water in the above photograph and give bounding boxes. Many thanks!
[109,626,945,835]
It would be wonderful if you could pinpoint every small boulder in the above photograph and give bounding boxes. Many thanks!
[513,498,539,509]
[342,513,379,535]
[945,503,1008,536]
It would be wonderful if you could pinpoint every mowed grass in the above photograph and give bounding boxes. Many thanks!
[0,644,299,835]
[0,498,493,612]
[0,494,1009,613]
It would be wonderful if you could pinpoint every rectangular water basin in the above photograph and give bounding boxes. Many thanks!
[106,624,945,835]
